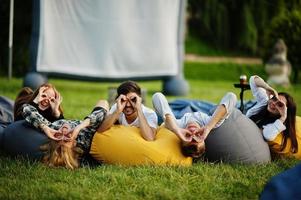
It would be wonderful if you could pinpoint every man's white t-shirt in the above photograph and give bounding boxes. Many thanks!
[176,112,210,129]
[176,92,236,129]
[109,103,158,129]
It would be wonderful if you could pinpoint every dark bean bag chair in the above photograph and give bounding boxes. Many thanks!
[204,108,271,164]
[0,96,14,147]
[260,163,301,199]
[2,120,49,160]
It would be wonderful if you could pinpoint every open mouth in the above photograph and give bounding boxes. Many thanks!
[38,100,50,110]
[124,107,133,113]
[192,135,203,142]
[41,100,49,106]
[190,140,199,145]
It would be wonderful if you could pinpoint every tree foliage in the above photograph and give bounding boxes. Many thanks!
[264,10,301,83]
[187,0,301,56]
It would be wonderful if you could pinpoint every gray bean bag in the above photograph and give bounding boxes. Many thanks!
[0,96,14,146]
[204,108,271,164]
[2,120,49,160]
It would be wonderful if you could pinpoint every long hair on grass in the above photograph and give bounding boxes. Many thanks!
[41,141,83,170]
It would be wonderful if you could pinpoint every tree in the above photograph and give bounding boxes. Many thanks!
[264,10,301,83]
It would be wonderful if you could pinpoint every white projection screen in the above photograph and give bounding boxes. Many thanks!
[32,0,185,79]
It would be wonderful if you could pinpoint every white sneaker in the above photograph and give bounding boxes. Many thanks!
[152,92,173,118]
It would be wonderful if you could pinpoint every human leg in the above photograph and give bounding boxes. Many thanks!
[219,92,237,118]
[152,92,174,119]
[152,92,193,142]
[209,92,237,128]
[94,99,109,112]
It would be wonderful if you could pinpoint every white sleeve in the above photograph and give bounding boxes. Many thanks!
[219,92,237,119]
[176,113,189,128]
[177,112,211,129]
[246,76,269,117]
[249,75,269,104]
[142,106,158,129]
[147,112,158,129]
[109,103,117,114]
[262,119,286,141]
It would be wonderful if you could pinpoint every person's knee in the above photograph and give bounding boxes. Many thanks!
[152,92,166,108]
[152,92,173,118]
[95,100,109,112]
[225,92,237,103]
[221,92,237,115]
[152,92,164,101]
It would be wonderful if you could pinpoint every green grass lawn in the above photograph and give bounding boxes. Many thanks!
[0,62,300,199]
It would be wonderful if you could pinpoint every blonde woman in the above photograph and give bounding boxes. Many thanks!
[22,100,108,169]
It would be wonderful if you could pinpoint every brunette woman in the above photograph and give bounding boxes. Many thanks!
[246,75,299,158]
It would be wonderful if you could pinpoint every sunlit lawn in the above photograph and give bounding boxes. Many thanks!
[0,62,300,199]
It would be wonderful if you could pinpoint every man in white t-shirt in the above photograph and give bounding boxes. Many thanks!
[97,81,158,141]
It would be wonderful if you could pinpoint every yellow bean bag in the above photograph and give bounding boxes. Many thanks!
[268,116,301,159]
[90,125,192,166]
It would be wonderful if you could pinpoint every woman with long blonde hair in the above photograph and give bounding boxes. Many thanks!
[41,140,82,169]
[23,99,109,169]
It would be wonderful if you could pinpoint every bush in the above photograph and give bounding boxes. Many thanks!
[263,10,301,83]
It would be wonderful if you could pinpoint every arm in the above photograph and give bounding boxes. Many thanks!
[195,104,228,141]
[85,107,107,130]
[191,92,236,141]
[262,120,286,141]
[136,106,157,141]
[80,104,108,132]
[251,75,278,100]
[262,99,287,141]
[205,104,227,131]
[192,91,235,140]
[22,104,62,140]
[246,75,276,118]
[70,118,91,140]
[97,96,126,132]
[97,111,119,132]
[165,114,193,142]
[49,90,63,118]
[152,92,191,142]
[22,104,51,129]
[128,93,156,141]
